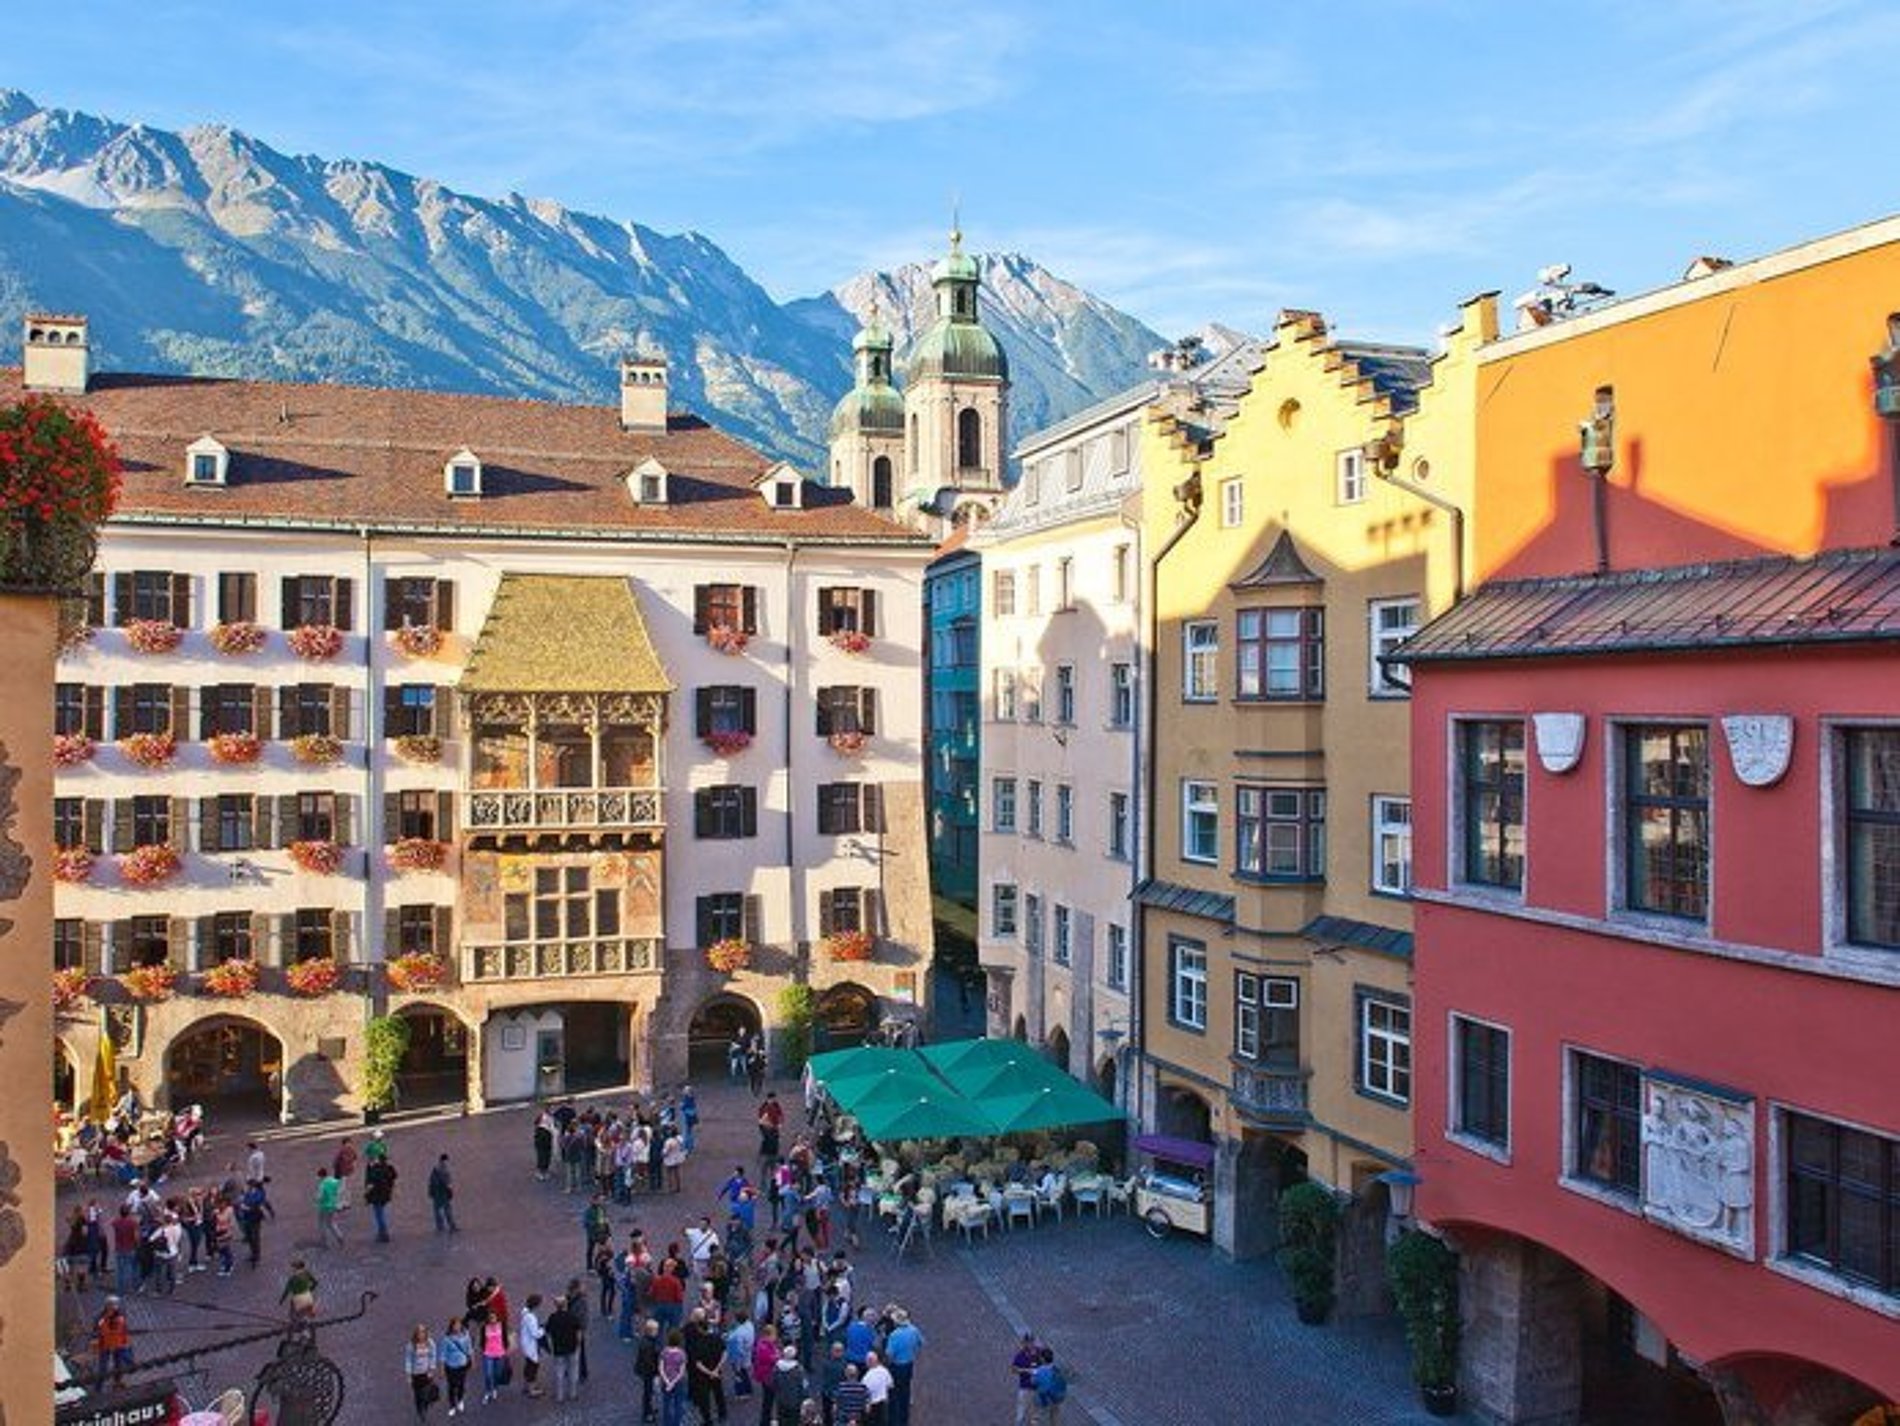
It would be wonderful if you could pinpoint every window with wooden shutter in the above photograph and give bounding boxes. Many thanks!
[168,797,189,850]
[433,905,454,958]
[57,684,106,740]
[333,794,354,847]
[816,686,872,737]
[218,572,257,624]
[111,572,130,625]
[111,799,134,854]
[332,909,354,962]
[198,798,220,853]
[386,685,436,738]
[863,783,884,834]
[743,894,763,947]
[169,686,191,739]
[859,688,877,736]
[695,896,715,947]
[329,686,352,741]
[83,572,105,628]
[276,794,300,847]
[202,684,258,738]
[166,917,189,970]
[251,913,274,966]
[171,573,193,629]
[436,790,456,841]
[818,587,878,637]
[250,796,273,851]
[818,892,834,939]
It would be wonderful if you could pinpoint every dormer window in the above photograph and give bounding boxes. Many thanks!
[444,448,482,498]
[185,435,229,488]
[758,461,803,510]
[626,457,669,506]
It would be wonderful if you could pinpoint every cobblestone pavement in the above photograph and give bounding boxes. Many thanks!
[62,1077,1460,1425]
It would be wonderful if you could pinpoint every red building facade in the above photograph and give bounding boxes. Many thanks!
[1406,224,1900,1425]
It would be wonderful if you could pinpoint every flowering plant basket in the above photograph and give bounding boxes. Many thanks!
[124,618,183,655]
[58,620,95,654]
[386,837,449,873]
[118,843,182,887]
[200,957,259,998]
[824,930,876,963]
[704,729,753,757]
[827,729,869,757]
[288,839,346,875]
[208,620,268,655]
[286,957,342,997]
[827,629,873,656]
[705,937,753,974]
[208,731,264,765]
[393,734,443,764]
[706,623,750,656]
[121,963,176,1002]
[0,396,121,591]
[386,951,448,993]
[53,732,96,767]
[290,733,344,765]
[53,966,97,1012]
[54,846,96,884]
[391,623,443,658]
[286,623,344,661]
[120,732,177,769]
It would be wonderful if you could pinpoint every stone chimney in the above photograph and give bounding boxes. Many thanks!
[22,314,90,394]
[619,354,668,432]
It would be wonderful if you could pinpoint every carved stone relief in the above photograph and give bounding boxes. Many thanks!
[1640,1076,1755,1258]
[1531,713,1586,774]
[1720,715,1794,788]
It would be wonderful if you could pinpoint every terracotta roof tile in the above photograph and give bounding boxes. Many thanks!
[0,368,929,545]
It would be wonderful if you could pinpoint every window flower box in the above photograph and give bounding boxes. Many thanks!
[827,730,869,757]
[58,621,96,655]
[121,963,176,1002]
[124,619,183,655]
[704,729,753,758]
[53,966,97,1012]
[393,734,443,765]
[391,623,443,658]
[706,624,750,656]
[286,623,344,661]
[386,952,448,993]
[53,732,96,767]
[200,957,259,999]
[823,930,876,963]
[118,843,182,887]
[286,957,342,998]
[828,629,873,656]
[290,733,344,766]
[208,620,268,656]
[705,937,753,974]
[207,731,263,765]
[288,839,346,875]
[120,732,177,769]
[386,837,449,873]
[53,846,96,884]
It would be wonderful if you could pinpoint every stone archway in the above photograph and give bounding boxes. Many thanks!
[688,994,762,1079]
[394,1002,471,1110]
[1045,1026,1071,1072]
[1095,1056,1118,1105]
[1157,1085,1213,1143]
[812,982,879,1054]
[1011,1015,1028,1043]
[165,1014,286,1120]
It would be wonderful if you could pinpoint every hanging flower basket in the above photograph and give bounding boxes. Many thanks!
[704,729,753,758]
[391,623,443,658]
[121,963,176,1002]
[824,930,876,963]
[118,843,182,887]
[287,623,344,661]
[828,629,873,656]
[209,620,268,656]
[208,731,264,765]
[288,839,346,875]
[290,733,344,766]
[200,957,259,999]
[0,396,121,591]
[124,619,183,655]
[53,966,97,1012]
[706,624,750,656]
[705,937,753,974]
[386,837,449,873]
[53,732,96,767]
[393,734,443,765]
[120,732,177,769]
[286,957,342,998]
[386,952,448,993]
[827,730,869,757]
[54,846,96,884]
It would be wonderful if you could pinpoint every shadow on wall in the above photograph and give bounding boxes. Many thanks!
[285,1051,349,1122]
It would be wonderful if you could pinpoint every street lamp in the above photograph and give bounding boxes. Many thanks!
[1375,1168,1422,1242]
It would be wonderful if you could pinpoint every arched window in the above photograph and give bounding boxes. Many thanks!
[958,408,982,471]
[872,456,893,508]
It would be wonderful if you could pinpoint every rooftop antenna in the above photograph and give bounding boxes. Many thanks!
[1512,262,1616,330]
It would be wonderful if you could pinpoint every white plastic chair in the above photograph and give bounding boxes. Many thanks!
[1004,1189,1037,1231]
[1072,1179,1105,1218]
[1035,1175,1067,1224]
[1105,1175,1137,1216]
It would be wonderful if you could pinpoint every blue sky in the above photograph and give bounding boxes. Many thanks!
[8,0,1900,344]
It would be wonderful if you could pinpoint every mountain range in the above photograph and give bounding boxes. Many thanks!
[0,91,1168,468]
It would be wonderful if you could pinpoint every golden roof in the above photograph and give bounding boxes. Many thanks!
[460,574,673,694]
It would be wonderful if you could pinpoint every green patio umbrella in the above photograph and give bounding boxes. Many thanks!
[977,1079,1121,1134]
[919,1037,1040,1076]
[823,1064,942,1116]
[806,1045,916,1085]
[852,1089,995,1143]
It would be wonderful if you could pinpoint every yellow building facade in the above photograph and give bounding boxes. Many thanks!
[1134,298,1494,1272]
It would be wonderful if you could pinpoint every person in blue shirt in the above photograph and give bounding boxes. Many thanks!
[883,1309,923,1426]
[842,1306,876,1370]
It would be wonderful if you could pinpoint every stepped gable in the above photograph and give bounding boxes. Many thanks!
[0,367,924,541]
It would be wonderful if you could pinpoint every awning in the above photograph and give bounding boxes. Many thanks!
[460,573,673,693]
[1135,1133,1217,1169]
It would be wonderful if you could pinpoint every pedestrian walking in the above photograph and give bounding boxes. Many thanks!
[239,1177,273,1268]
[1009,1334,1041,1426]
[440,1317,473,1416]
[758,1094,784,1165]
[365,1154,398,1243]
[427,1154,458,1233]
[333,1138,358,1211]
[92,1296,133,1390]
[729,1033,747,1085]
[315,1167,344,1249]
[404,1322,440,1420]
[281,1258,319,1321]
[1031,1348,1068,1425]
[746,1038,767,1096]
[533,1110,555,1181]
[583,1194,612,1271]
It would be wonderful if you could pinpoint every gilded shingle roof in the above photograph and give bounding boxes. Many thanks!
[460,574,673,694]
[0,369,928,545]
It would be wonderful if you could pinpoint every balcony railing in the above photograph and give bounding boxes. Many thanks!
[1230,1060,1310,1123]
[465,786,663,833]
[461,936,663,983]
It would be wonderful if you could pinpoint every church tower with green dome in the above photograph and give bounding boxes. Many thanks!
[827,305,904,513]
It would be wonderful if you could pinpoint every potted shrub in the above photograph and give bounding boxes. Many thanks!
[288,839,347,875]
[386,952,448,993]
[286,957,342,998]
[208,620,268,655]
[290,732,344,765]
[362,1014,411,1122]
[53,966,97,1012]
[53,846,96,884]
[207,731,264,765]
[1389,1229,1461,1416]
[118,843,182,887]
[824,929,875,963]
[705,937,752,974]
[120,731,178,769]
[121,963,176,1002]
[123,618,183,654]
[1277,1180,1341,1325]
[53,732,96,767]
[200,957,260,999]
[391,623,444,658]
[287,623,345,661]
[386,837,449,873]
[777,984,814,1073]
[393,734,443,765]
[705,623,749,655]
